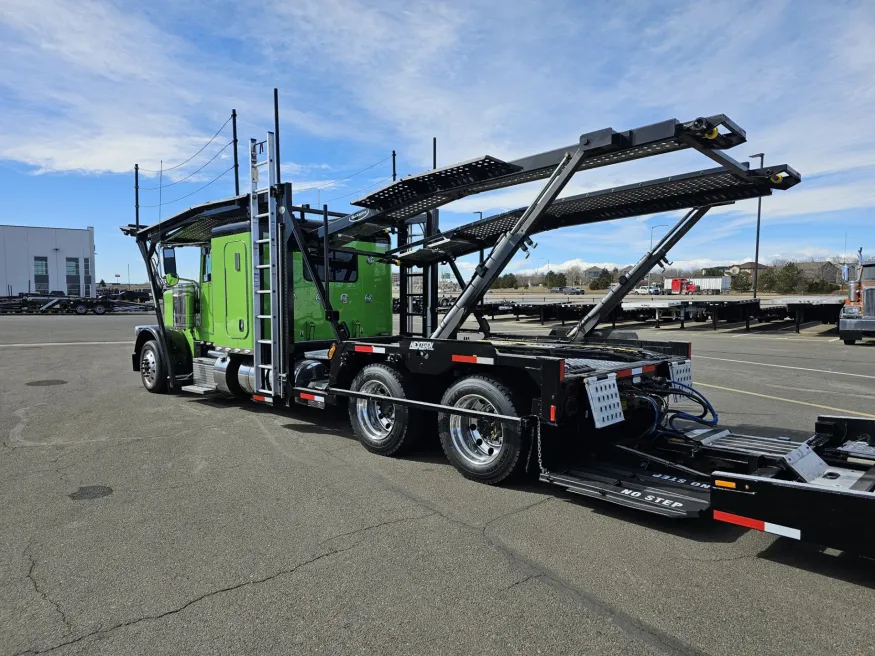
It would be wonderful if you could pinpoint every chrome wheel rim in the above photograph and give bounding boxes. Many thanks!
[355,380,396,443]
[141,350,157,387]
[449,394,503,466]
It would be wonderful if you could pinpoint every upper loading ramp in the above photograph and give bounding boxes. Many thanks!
[316,114,747,243]
[392,163,800,265]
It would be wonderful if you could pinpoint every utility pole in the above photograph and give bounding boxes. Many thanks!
[750,153,765,298]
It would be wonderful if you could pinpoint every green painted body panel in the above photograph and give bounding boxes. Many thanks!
[168,229,391,354]
[292,242,392,341]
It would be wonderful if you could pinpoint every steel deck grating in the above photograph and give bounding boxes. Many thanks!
[164,213,248,244]
[397,165,799,264]
[352,156,522,211]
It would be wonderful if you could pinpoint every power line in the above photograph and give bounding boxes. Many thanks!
[138,116,232,172]
[295,154,392,193]
[138,141,233,190]
[140,165,235,208]
[323,175,393,204]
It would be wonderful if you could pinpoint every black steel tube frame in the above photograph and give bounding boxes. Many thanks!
[282,184,345,342]
[134,164,140,228]
[232,109,240,196]
[295,386,531,427]
[567,205,714,340]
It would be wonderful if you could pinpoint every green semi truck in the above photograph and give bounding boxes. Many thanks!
[121,105,875,556]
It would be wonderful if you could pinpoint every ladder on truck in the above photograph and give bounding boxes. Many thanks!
[249,133,285,401]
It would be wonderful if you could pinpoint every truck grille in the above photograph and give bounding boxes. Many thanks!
[864,287,875,317]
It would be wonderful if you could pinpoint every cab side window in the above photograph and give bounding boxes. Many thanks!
[202,249,212,282]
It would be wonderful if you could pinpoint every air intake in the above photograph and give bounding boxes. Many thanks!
[864,287,875,317]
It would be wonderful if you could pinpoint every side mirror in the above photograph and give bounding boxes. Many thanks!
[163,247,178,277]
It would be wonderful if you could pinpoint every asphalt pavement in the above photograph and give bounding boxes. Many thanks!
[1,313,874,656]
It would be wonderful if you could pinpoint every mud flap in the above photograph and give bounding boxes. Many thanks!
[711,471,875,556]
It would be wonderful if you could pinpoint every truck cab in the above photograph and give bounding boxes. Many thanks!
[839,259,875,345]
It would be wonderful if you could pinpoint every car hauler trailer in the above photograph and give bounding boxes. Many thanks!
[121,98,875,556]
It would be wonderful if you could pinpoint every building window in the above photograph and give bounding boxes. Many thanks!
[33,257,49,293]
[83,258,92,297]
[66,257,81,297]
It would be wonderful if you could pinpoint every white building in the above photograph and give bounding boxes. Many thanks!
[0,225,96,297]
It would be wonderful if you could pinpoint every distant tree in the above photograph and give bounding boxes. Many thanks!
[98,279,106,287]
[492,273,519,289]
[805,280,840,294]
[566,265,583,287]
[545,270,566,288]
[756,268,777,292]
[731,271,751,292]
[591,268,612,290]
[611,267,619,282]
[774,262,805,293]
[703,267,724,277]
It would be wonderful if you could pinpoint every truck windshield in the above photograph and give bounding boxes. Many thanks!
[863,265,875,281]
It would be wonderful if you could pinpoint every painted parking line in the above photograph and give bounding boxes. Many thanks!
[695,382,875,418]
[693,355,875,380]
[0,341,132,348]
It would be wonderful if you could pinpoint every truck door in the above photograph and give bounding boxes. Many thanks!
[223,240,249,340]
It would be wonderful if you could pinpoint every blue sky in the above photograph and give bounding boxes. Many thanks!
[2,0,874,282]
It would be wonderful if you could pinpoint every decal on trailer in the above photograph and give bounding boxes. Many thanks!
[409,340,434,351]
[651,473,711,489]
[619,488,684,509]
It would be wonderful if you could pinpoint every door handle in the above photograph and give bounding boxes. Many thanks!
[239,319,244,332]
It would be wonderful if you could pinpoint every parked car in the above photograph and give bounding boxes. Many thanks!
[634,286,650,295]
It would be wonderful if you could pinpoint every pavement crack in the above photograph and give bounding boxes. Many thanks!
[482,496,553,539]
[502,573,541,591]
[319,511,438,546]
[13,544,359,656]
[24,547,72,638]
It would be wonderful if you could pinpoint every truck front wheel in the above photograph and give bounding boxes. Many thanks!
[348,364,420,456]
[438,375,529,485]
[139,340,168,393]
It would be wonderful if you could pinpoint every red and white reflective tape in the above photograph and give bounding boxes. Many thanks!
[354,345,386,354]
[451,354,495,365]
[299,392,325,403]
[616,364,657,379]
[713,510,801,540]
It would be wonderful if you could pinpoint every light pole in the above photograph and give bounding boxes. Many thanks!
[648,224,668,287]
[750,153,764,298]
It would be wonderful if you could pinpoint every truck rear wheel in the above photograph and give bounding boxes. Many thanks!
[140,340,168,393]
[438,375,528,485]
[74,303,88,315]
[348,364,420,456]
[93,303,107,315]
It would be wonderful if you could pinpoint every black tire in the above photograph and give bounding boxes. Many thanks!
[348,364,420,456]
[139,340,168,393]
[92,304,107,315]
[74,303,88,315]
[844,339,857,345]
[438,375,528,485]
